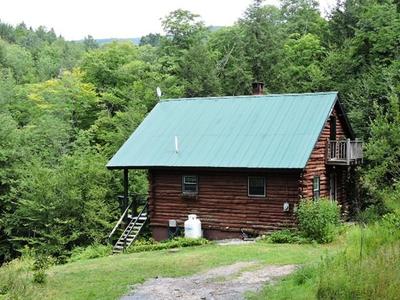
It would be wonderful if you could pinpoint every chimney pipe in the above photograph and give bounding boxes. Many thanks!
[252,82,264,95]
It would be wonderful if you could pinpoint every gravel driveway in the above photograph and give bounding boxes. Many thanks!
[121,261,296,300]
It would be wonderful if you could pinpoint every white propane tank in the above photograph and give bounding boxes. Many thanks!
[184,214,202,238]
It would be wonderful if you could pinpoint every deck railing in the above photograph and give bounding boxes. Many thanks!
[108,193,148,243]
[326,139,363,165]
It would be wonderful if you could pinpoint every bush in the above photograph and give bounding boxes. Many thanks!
[382,209,400,230]
[296,198,341,243]
[68,244,112,263]
[126,237,210,253]
[32,254,50,284]
[32,269,46,284]
[264,229,310,244]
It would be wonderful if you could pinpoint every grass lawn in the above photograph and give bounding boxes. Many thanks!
[22,241,340,300]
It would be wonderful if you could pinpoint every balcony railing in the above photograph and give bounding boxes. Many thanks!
[326,139,363,165]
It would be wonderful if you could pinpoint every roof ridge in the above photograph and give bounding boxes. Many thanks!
[160,91,338,102]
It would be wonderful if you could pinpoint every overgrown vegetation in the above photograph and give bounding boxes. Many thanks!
[250,208,400,300]
[126,237,210,253]
[68,244,112,263]
[0,257,35,299]
[0,2,399,297]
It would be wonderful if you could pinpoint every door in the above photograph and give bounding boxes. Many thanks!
[329,171,337,201]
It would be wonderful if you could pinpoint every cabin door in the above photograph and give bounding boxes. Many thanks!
[329,171,337,201]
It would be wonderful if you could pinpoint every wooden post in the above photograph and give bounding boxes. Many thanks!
[123,168,129,222]
[346,138,351,165]
[132,193,138,218]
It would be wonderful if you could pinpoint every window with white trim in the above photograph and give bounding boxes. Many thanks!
[313,176,320,200]
[182,175,198,194]
[248,176,266,197]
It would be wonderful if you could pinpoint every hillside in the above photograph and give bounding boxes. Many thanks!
[0,241,340,299]
[94,37,141,45]
[0,1,399,297]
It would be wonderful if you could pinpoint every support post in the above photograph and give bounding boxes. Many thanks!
[346,138,351,165]
[123,168,129,222]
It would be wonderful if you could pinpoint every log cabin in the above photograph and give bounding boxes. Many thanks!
[107,84,362,251]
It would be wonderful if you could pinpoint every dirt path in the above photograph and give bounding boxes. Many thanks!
[121,261,296,300]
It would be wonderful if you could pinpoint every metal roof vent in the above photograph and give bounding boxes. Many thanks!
[175,136,179,153]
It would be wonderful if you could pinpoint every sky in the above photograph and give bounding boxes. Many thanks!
[1,0,337,41]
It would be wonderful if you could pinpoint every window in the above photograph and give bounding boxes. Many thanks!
[182,175,198,194]
[248,176,266,197]
[313,176,320,200]
[330,116,336,140]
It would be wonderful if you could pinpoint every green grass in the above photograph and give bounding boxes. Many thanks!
[0,242,340,300]
[249,219,400,300]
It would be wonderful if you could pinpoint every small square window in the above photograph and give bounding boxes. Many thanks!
[182,175,198,194]
[248,176,266,197]
[313,176,320,200]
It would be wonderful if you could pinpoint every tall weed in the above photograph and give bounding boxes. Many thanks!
[0,257,35,299]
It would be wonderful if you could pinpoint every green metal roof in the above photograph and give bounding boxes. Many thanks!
[107,92,338,169]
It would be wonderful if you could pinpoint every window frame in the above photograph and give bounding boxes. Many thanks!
[248,176,266,198]
[330,116,337,140]
[182,175,198,195]
[313,176,320,200]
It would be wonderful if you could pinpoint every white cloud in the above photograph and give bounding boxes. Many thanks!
[0,0,336,40]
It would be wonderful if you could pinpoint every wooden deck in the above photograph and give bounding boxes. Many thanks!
[326,139,363,165]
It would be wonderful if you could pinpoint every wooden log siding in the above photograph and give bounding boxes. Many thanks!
[148,169,301,234]
[301,104,350,209]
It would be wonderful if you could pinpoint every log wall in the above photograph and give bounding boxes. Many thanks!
[148,169,301,239]
[148,103,354,239]
[301,103,350,209]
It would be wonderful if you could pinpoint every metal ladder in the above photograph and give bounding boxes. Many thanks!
[110,202,148,254]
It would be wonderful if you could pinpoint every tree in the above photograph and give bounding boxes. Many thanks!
[209,26,253,95]
[350,1,400,68]
[280,0,328,38]
[0,114,21,261]
[80,42,139,90]
[83,35,99,51]
[25,70,99,131]
[140,33,163,47]
[363,93,400,206]
[0,39,36,83]
[239,1,283,85]
[178,43,221,97]
[276,33,328,92]
[161,9,205,49]
[4,146,117,259]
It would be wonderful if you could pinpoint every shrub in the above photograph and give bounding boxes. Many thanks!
[382,209,400,230]
[264,229,310,244]
[126,237,210,253]
[68,244,112,263]
[296,198,341,243]
[32,254,50,284]
[32,269,46,284]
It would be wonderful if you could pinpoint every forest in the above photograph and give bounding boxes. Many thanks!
[0,0,399,264]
